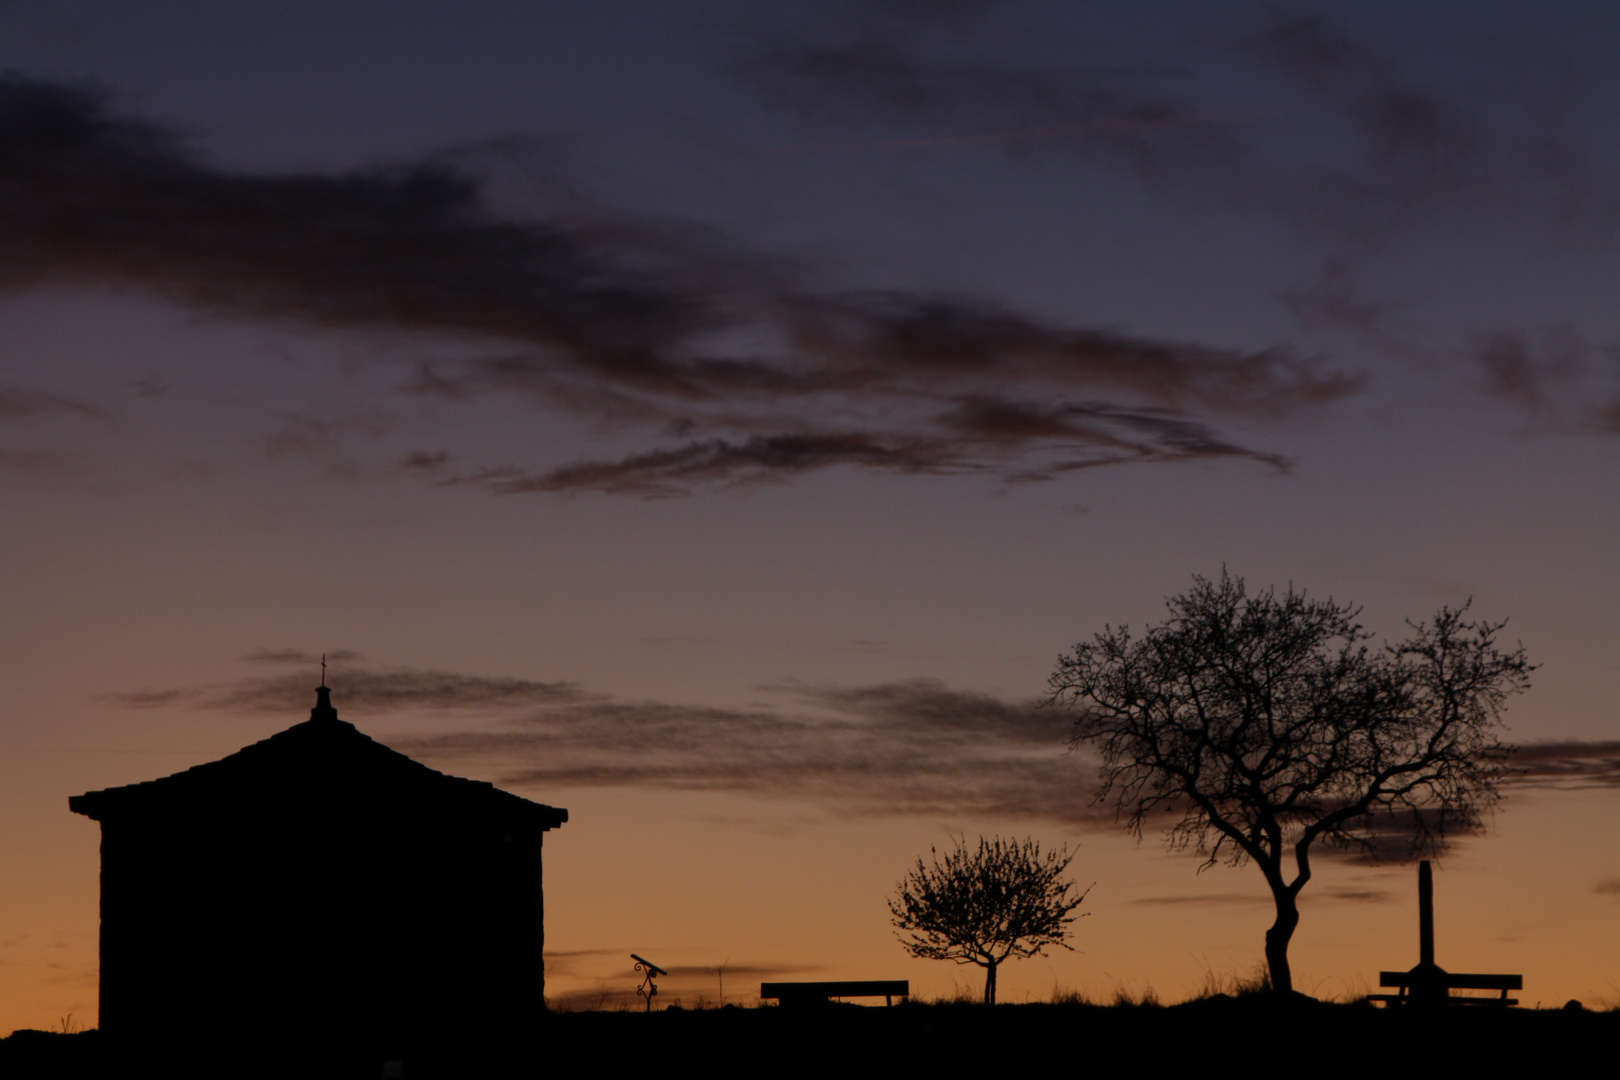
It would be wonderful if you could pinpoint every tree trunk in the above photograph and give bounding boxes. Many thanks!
[1265,890,1300,996]
[983,960,998,1004]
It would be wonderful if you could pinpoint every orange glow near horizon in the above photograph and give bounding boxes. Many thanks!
[3,0,1620,1038]
[4,733,1618,1032]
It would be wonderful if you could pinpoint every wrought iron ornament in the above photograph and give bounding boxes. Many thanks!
[632,953,667,1013]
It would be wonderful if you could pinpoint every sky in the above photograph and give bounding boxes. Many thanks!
[2,0,1619,1029]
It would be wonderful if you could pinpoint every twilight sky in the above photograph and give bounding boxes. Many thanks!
[2,1,1619,1027]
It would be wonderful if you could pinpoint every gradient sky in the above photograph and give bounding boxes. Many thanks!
[3,0,1619,1029]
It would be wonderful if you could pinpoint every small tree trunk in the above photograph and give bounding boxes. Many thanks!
[984,960,998,1004]
[1265,890,1300,996]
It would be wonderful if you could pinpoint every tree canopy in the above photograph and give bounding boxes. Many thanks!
[1046,572,1532,995]
[889,835,1090,1003]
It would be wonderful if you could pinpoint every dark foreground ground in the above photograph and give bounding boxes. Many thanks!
[4,998,1616,1079]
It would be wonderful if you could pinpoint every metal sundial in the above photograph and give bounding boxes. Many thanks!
[631,953,668,1012]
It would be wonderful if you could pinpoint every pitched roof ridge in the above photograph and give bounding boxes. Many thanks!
[70,686,565,828]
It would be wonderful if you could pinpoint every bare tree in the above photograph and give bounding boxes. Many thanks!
[1046,572,1532,996]
[889,835,1090,1003]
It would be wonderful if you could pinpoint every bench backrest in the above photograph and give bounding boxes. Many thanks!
[1379,972,1522,991]
[760,981,909,1000]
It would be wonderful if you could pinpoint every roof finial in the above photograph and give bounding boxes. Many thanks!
[311,653,337,722]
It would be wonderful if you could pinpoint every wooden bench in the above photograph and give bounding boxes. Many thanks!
[1367,860,1521,1007]
[760,981,909,1006]
[1368,969,1521,1007]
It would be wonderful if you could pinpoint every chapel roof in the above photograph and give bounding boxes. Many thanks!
[70,685,567,830]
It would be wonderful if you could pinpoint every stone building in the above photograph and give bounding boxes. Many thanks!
[70,685,567,1047]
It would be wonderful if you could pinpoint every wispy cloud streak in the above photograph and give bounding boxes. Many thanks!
[0,386,105,422]
[105,659,1609,827]
[0,73,1353,495]
[732,6,1620,240]
[723,5,1620,448]
[103,658,588,715]
[1507,740,1620,789]
[104,661,1103,825]
[391,679,1105,825]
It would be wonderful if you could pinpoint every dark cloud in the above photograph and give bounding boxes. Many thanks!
[422,399,1301,497]
[400,449,452,472]
[1315,807,1486,864]
[1477,330,1579,413]
[538,948,624,981]
[727,2,1235,187]
[1595,879,1620,897]
[106,688,186,709]
[1506,740,1620,789]
[0,74,721,380]
[262,411,399,469]
[732,3,1620,439]
[1323,888,1393,904]
[726,4,1620,454]
[1471,329,1620,433]
[102,667,587,715]
[0,385,104,422]
[0,72,1350,496]
[104,663,1102,826]
[1277,261,1407,342]
[734,8,1620,241]
[107,661,1606,833]
[1234,13,1617,237]
[417,683,1101,825]
[1239,14,1481,201]
[241,648,362,665]
[637,635,722,648]
[442,432,964,499]
[0,385,107,480]
[400,295,1346,496]
[792,679,1070,745]
[0,447,73,472]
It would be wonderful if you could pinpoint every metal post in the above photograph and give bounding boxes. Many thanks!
[1418,859,1434,968]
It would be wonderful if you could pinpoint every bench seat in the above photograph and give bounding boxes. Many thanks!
[761,981,909,1006]
[1371,970,1522,1006]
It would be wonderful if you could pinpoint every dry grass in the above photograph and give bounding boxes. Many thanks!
[1188,963,1273,1000]
[919,982,982,1006]
[1107,982,1162,1007]
[1048,984,1091,1006]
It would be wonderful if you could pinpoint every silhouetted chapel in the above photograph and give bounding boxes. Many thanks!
[70,685,567,1045]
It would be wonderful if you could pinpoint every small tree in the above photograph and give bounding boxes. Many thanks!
[1046,572,1532,995]
[889,835,1090,1003]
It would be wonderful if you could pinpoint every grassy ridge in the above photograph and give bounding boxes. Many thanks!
[4,998,1615,1078]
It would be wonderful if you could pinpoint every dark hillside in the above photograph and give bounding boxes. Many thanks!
[3,998,1613,1079]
